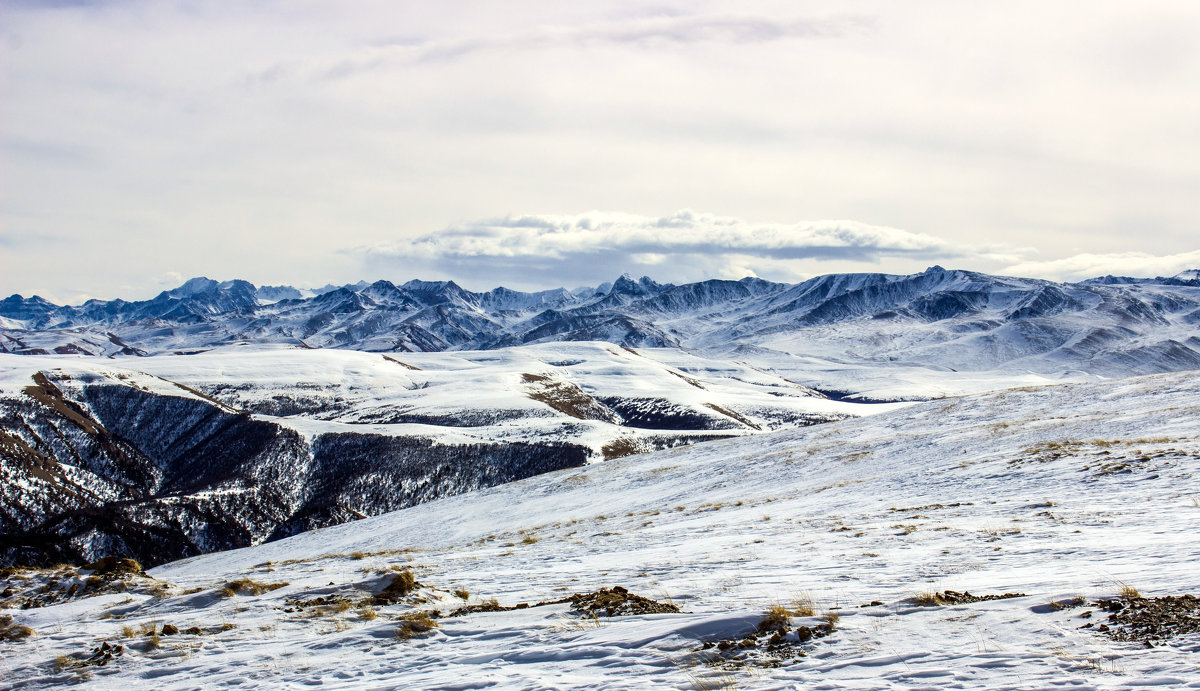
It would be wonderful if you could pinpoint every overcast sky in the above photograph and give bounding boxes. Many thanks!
[2,1,1199,303]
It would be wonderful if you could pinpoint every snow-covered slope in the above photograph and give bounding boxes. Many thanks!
[0,343,882,567]
[105,342,872,435]
[2,370,1197,689]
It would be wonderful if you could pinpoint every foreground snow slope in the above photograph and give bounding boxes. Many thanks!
[4,370,1200,689]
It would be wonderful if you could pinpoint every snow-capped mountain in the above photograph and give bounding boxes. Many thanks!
[3,267,1199,387]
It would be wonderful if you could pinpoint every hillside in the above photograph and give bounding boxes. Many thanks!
[0,344,879,567]
[1,370,1197,689]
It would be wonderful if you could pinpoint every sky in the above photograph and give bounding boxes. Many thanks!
[2,1,1199,304]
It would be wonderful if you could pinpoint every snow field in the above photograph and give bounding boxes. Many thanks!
[2,369,1199,688]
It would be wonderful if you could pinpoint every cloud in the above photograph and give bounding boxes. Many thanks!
[1004,251,1200,282]
[4,2,1200,301]
[0,227,69,249]
[280,13,872,81]
[358,210,992,288]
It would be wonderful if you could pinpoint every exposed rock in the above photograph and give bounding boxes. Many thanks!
[915,590,1026,606]
[567,586,681,617]
[1089,594,1200,646]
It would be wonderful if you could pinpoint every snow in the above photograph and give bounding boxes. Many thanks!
[7,268,1199,390]
[0,343,888,455]
[3,369,1199,688]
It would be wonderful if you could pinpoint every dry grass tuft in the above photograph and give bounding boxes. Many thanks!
[683,668,739,690]
[83,556,144,576]
[145,581,172,598]
[757,604,792,632]
[118,621,163,649]
[374,569,418,605]
[144,627,162,650]
[913,591,946,607]
[221,579,289,597]
[394,611,440,640]
[790,592,817,617]
[0,614,35,641]
[1117,582,1141,599]
[53,654,78,670]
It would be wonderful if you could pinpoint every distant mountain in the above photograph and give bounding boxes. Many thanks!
[3,267,1199,379]
[1081,269,1200,287]
[255,284,305,302]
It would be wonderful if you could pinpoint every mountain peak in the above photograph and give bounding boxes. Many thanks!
[167,277,221,298]
[0,293,59,320]
[608,274,661,296]
[255,284,304,302]
[401,279,462,292]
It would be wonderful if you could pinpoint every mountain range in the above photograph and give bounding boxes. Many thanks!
[4,267,1200,385]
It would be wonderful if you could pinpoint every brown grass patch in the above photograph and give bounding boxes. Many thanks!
[394,611,440,640]
[522,372,615,421]
[0,614,34,641]
[758,604,791,632]
[790,592,817,617]
[601,437,643,460]
[373,569,418,605]
[221,579,289,596]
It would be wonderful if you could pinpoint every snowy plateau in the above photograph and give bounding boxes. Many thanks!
[0,266,1199,690]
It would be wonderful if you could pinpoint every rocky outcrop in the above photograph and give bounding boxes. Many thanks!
[0,374,587,567]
